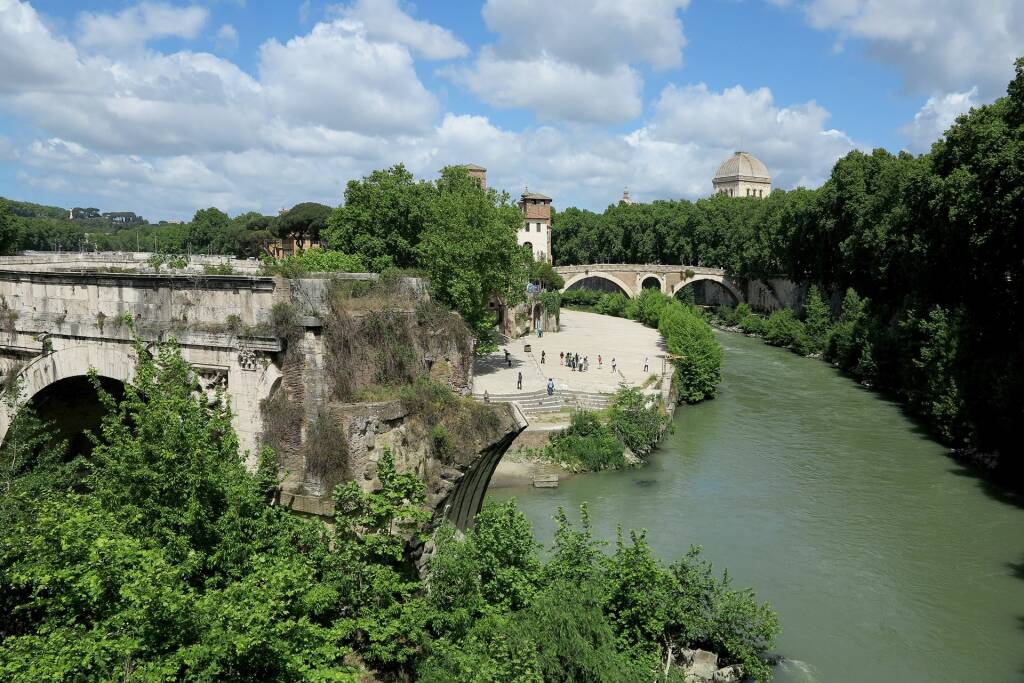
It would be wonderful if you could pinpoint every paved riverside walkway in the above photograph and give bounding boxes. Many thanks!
[473,309,668,398]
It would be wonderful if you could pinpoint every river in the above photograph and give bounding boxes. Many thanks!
[486,329,1024,682]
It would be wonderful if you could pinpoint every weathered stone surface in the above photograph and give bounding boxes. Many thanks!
[712,665,742,683]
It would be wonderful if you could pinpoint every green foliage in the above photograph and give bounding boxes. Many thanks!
[625,288,671,327]
[537,291,561,318]
[764,309,811,355]
[545,410,627,471]
[608,385,669,458]
[261,248,367,276]
[596,291,629,316]
[547,58,1024,473]
[659,302,723,403]
[424,505,779,682]
[529,260,565,290]
[561,288,604,309]
[0,200,21,255]
[801,285,832,352]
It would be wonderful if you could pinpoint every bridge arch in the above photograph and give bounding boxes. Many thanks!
[562,271,635,298]
[0,344,137,450]
[671,274,743,305]
[639,274,664,292]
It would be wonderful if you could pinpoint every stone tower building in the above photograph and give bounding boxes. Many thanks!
[518,188,552,264]
[712,151,772,198]
[461,163,487,188]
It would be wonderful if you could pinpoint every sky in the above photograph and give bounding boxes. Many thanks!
[0,0,1020,221]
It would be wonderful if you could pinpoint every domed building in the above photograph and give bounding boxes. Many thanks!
[712,151,771,198]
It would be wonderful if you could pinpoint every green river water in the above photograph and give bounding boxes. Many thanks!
[487,330,1024,682]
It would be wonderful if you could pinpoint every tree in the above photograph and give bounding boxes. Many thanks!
[0,200,21,255]
[323,164,432,270]
[274,202,331,244]
[418,166,530,341]
[528,259,564,290]
[187,207,231,252]
[802,285,832,352]
[658,302,723,403]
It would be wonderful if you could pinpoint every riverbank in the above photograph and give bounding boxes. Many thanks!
[486,328,1024,683]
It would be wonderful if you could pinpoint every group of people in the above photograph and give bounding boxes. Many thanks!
[558,351,616,374]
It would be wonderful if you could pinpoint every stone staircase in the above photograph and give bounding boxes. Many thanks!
[473,388,612,417]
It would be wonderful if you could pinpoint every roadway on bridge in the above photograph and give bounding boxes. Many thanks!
[473,309,666,399]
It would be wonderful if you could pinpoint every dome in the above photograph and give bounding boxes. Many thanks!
[714,151,770,181]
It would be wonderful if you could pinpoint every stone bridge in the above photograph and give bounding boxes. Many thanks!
[554,263,804,311]
[0,253,522,529]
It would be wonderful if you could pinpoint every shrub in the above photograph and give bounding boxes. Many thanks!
[545,411,626,471]
[561,289,604,309]
[801,285,832,352]
[658,302,723,403]
[626,288,671,327]
[607,386,669,458]
[765,309,811,354]
[595,292,629,317]
[715,304,740,327]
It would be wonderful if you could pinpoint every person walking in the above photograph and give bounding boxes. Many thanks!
[598,354,602,368]
[541,350,546,364]
[517,371,523,390]
[643,357,649,373]
[559,351,564,365]
[611,357,617,373]
[483,390,490,403]
[547,378,554,396]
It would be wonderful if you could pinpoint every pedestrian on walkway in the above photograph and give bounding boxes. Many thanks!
[612,357,617,373]
[559,351,564,364]
[643,357,649,373]
[483,390,490,403]
[517,371,522,390]
[505,349,512,368]
[547,378,554,396]
[541,350,545,364]
[598,354,602,367]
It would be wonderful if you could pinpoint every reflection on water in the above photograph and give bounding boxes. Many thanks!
[488,330,1024,683]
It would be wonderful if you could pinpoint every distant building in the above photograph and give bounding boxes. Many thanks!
[519,188,552,264]
[69,207,101,220]
[619,187,634,205]
[461,163,487,188]
[102,211,143,225]
[712,151,771,198]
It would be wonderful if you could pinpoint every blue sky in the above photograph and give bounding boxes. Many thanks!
[0,0,1019,220]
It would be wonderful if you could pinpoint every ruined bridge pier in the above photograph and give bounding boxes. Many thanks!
[0,255,522,529]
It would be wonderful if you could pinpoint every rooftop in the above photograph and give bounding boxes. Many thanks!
[714,151,770,182]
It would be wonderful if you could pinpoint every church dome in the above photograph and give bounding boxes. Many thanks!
[714,151,770,181]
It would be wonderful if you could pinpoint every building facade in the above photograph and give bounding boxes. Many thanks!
[712,151,772,198]
[518,189,552,263]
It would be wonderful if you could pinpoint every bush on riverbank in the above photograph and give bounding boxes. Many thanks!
[659,302,723,403]
[608,385,671,457]
[421,504,780,682]
[544,410,626,471]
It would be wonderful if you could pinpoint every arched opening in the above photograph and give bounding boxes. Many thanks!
[641,276,662,291]
[675,279,739,307]
[564,275,630,297]
[27,375,126,457]
[522,241,533,254]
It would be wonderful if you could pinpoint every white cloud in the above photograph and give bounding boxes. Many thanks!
[77,2,209,52]
[648,83,860,189]
[481,0,689,71]
[447,49,643,124]
[216,23,239,51]
[799,0,1023,98]
[451,0,689,124]
[900,88,978,153]
[335,0,468,59]
[259,19,438,134]
[0,1,859,220]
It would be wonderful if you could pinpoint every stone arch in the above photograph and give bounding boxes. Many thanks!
[671,274,743,305]
[561,271,635,298]
[0,343,137,449]
[639,274,663,292]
